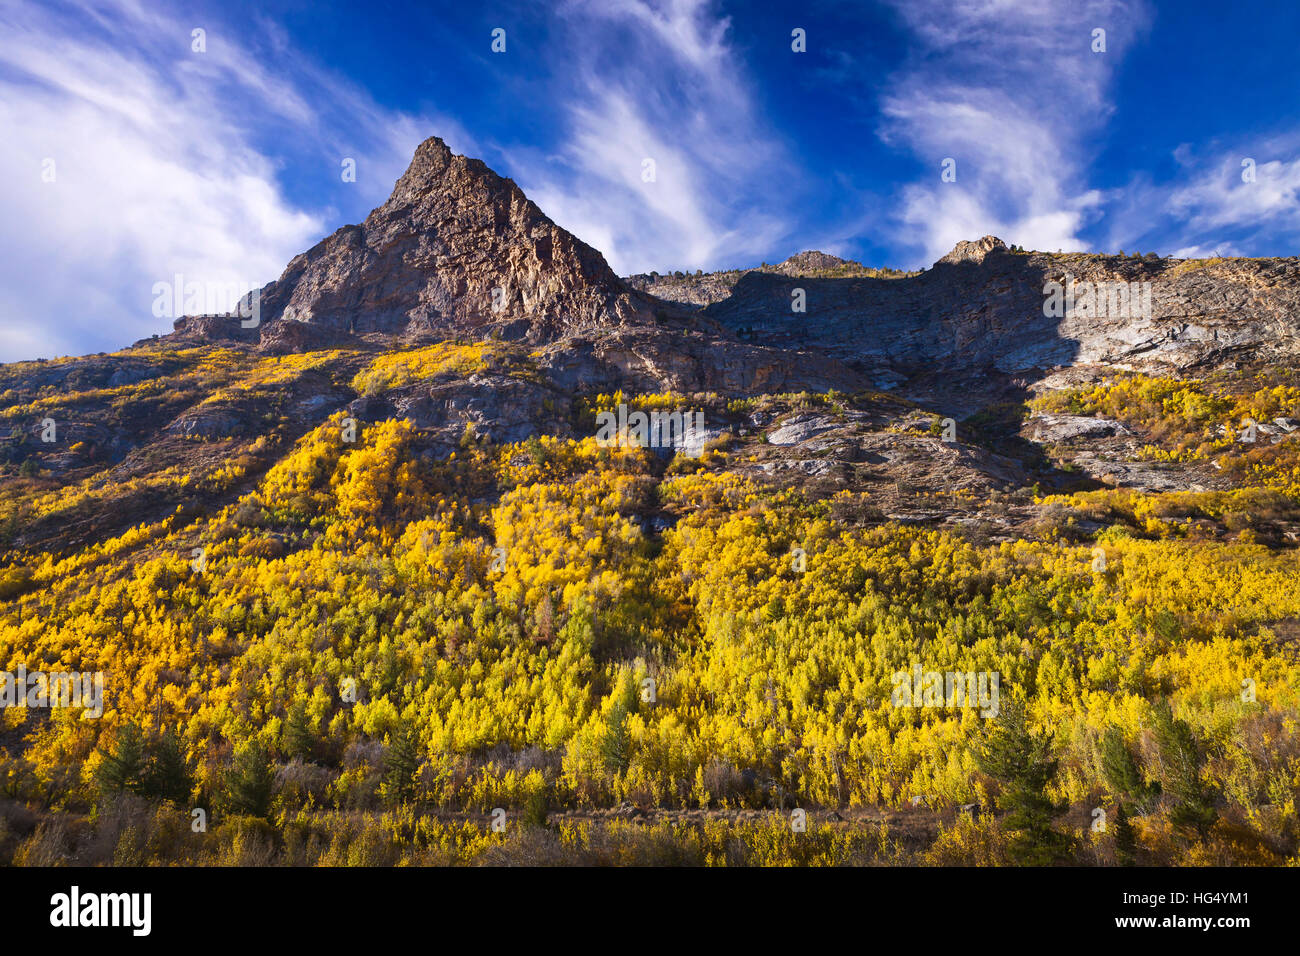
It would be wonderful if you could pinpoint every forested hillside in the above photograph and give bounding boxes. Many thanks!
[2,336,1298,866]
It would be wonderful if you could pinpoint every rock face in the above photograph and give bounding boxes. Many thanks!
[623,251,912,312]
[17,132,1300,558]
[762,251,861,275]
[369,372,569,452]
[259,319,355,354]
[539,328,863,397]
[165,135,1300,401]
[180,137,657,345]
[1028,414,1130,442]
[702,241,1300,378]
[936,235,1007,265]
[623,270,743,310]
[767,413,843,446]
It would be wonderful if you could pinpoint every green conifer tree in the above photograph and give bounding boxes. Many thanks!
[283,700,315,763]
[1100,725,1159,810]
[143,727,194,805]
[976,697,1070,865]
[600,699,631,774]
[1150,700,1217,839]
[381,723,421,807]
[225,740,275,819]
[1112,802,1138,866]
[96,721,146,796]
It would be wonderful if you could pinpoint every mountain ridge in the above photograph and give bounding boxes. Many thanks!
[5,135,1300,870]
[161,135,1300,394]
[172,136,662,351]
[5,134,1300,555]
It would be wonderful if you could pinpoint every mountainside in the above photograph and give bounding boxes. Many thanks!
[3,136,1300,867]
[175,137,656,347]
[702,236,1300,380]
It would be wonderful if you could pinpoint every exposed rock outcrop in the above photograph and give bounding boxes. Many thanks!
[937,235,1008,265]
[702,242,1300,378]
[242,137,656,343]
[163,135,1300,404]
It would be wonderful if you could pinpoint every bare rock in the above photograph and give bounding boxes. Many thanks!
[767,413,841,446]
[936,235,1008,265]
[247,136,655,344]
[1028,414,1131,442]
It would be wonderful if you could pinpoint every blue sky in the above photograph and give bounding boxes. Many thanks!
[2,0,1298,360]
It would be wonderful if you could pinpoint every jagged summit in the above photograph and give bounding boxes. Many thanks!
[165,133,1300,387]
[936,235,1007,265]
[384,135,464,206]
[174,135,653,350]
[764,251,861,275]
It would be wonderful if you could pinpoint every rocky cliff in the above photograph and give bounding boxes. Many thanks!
[169,138,1300,398]
[175,136,657,346]
[6,136,1300,554]
[700,236,1300,380]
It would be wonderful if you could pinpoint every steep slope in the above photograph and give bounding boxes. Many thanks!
[174,136,657,347]
[6,141,1300,869]
[701,236,1300,378]
[6,137,1300,559]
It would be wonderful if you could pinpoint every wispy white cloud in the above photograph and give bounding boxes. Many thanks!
[877,0,1151,264]
[508,0,796,275]
[0,0,798,360]
[1161,147,1300,250]
[1100,135,1300,257]
[0,0,463,361]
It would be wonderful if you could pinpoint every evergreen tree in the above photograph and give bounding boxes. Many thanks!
[96,721,146,796]
[143,727,194,805]
[976,697,1070,865]
[283,700,315,763]
[1150,699,1218,839]
[524,434,550,466]
[1112,802,1138,866]
[600,699,631,774]
[381,724,421,807]
[521,782,550,829]
[1100,725,1159,810]
[225,740,275,818]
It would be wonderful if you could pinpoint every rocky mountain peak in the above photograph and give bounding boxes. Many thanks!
[766,251,858,275]
[174,135,653,349]
[380,136,531,220]
[937,235,1007,265]
[385,135,458,205]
